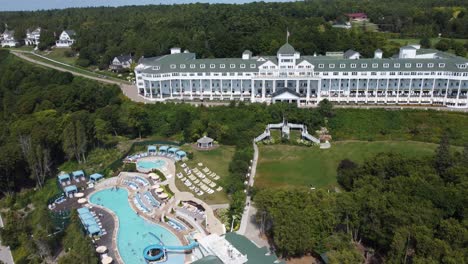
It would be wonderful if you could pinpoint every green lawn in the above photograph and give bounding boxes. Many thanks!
[176,145,235,204]
[256,141,460,190]
[38,48,77,65]
[388,37,468,46]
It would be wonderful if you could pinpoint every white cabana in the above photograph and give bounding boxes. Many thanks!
[101,255,113,264]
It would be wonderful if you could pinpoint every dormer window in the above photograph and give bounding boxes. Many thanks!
[329,64,335,69]
[240,64,246,68]
[394,63,400,68]
[361,63,367,68]
[439,63,445,68]
[460,64,467,69]
[200,64,205,69]
[340,64,345,68]
[416,63,422,68]
[383,63,389,68]
[372,63,378,68]
[152,66,160,70]
[318,64,324,68]
[250,64,256,68]
[428,63,434,68]
[210,64,215,69]
[170,64,176,69]
[190,64,195,69]
[405,63,411,68]
[180,64,186,69]
[220,64,225,68]
[230,64,236,68]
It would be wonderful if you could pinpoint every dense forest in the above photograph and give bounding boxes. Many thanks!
[0,0,467,68]
[255,140,468,263]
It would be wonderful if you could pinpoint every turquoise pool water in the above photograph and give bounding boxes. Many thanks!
[90,188,183,264]
[137,160,166,170]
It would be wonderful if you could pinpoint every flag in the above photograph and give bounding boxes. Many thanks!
[286,29,290,43]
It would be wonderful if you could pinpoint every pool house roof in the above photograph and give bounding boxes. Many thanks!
[159,145,169,151]
[168,147,179,153]
[148,145,157,151]
[72,170,85,178]
[176,150,187,157]
[90,173,103,181]
[225,232,285,264]
[77,207,101,235]
[58,173,70,182]
[63,185,77,195]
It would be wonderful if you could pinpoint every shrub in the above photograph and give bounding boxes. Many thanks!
[122,163,137,172]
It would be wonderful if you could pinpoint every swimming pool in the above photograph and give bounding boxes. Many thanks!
[90,188,183,264]
[137,160,166,170]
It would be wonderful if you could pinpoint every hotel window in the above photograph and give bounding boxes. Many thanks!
[329,64,335,68]
[190,64,195,69]
[394,63,400,68]
[351,63,356,68]
[361,63,367,68]
[405,63,411,68]
[428,63,434,68]
[210,64,215,69]
[220,64,225,68]
[306,65,312,68]
[200,64,205,69]
[152,66,160,70]
[340,64,345,68]
[460,64,467,69]
[383,63,389,68]
[180,64,186,69]
[372,63,378,68]
[250,64,256,68]
[240,64,246,68]
[416,63,422,68]
[439,63,445,68]
[230,64,235,68]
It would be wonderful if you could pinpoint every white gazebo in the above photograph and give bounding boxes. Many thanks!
[197,136,214,149]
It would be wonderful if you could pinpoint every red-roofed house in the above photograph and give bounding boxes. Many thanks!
[346,13,368,21]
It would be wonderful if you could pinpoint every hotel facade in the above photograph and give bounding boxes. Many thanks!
[135,43,468,107]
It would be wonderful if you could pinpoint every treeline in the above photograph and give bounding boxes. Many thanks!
[254,138,467,263]
[0,1,466,68]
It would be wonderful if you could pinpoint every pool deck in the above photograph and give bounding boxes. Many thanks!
[85,155,226,264]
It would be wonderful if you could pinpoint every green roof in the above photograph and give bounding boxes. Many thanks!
[277,43,295,55]
[224,232,285,264]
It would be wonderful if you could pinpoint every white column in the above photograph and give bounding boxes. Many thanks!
[150,83,153,99]
[376,79,380,100]
[296,80,299,93]
[251,80,255,102]
[240,80,244,100]
[385,79,389,103]
[143,83,147,97]
[355,79,359,100]
[262,80,266,101]
[273,80,276,93]
[338,78,342,101]
[306,79,310,102]
[190,80,193,100]
[209,79,213,100]
[408,78,413,101]
[431,78,436,103]
[419,78,424,103]
[230,79,233,100]
[365,79,369,102]
[456,79,462,106]
[160,81,163,99]
[396,78,401,102]
[443,79,449,105]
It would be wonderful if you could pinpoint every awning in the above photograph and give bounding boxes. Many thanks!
[58,174,70,182]
[72,170,85,178]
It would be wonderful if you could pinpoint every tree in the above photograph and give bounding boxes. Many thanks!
[38,30,56,50]
[419,37,431,48]
[317,99,334,118]
[435,39,451,51]
[62,120,87,163]
[435,133,452,179]
[18,135,52,189]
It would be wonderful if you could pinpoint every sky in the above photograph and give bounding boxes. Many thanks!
[0,0,298,11]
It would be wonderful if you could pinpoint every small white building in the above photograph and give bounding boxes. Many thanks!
[25,27,41,46]
[109,54,133,71]
[1,29,19,47]
[344,49,361,59]
[56,30,76,48]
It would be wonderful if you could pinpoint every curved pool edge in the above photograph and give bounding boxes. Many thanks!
[87,187,124,264]
[88,185,187,264]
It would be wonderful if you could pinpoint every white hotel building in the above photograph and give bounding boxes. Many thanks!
[135,43,468,107]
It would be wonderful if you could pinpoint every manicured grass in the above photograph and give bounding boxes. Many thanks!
[175,145,235,204]
[255,141,461,190]
[38,48,77,65]
[388,37,468,46]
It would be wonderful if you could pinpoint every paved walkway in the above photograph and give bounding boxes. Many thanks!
[0,215,15,264]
